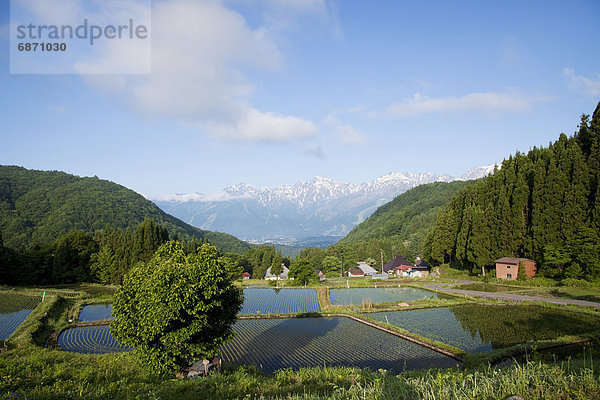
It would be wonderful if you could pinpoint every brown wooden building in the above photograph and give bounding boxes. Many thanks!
[495,257,537,280]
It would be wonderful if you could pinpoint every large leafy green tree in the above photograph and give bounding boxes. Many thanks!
[289,258,317,285]
[111,241,242,375]
[321,255,340,277]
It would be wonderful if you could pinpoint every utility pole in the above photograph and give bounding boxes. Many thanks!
[380,250,384,274]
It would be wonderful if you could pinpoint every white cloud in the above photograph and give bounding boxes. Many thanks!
[16,0,83,25]
[323,107,367,146]
[151,192,233,202]
[334,124,367,145]
[204,108,317,141]
[262,0,329,16]
[383,91,553,117]
[257,0,338,34]
[563,68,600,97]
[77,0,318,142]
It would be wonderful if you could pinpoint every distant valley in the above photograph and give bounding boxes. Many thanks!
[152,165,496,247]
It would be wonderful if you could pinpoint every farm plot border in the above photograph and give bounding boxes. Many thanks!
[238,313,463,361]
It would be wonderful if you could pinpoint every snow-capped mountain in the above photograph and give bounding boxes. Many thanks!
[153,166,495,246]
[459,164,498,181]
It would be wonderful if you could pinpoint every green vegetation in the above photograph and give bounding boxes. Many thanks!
[338,181,473,261]
[0,165,250,252]
[1,344,599,399]
[0,293,40,340]
[111,242,242,375]
[424,102,600,279]
[0,292,40,314]
[367,304,600,355]
[2,280,600,399]
[452,283,525,293]
[289,258,318,285]
[242,244,290,281]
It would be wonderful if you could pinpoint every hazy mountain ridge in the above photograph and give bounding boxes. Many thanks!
[154,166,496,246]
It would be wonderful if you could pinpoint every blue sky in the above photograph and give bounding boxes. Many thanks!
[1,0,599,197]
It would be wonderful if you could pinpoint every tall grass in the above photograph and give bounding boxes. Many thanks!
[2,345,599,399]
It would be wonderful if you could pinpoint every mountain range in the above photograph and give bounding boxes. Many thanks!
[153,165,497,247]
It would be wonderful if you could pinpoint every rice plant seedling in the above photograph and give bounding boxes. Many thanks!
[0,293,41,340]
[220,317,458,373]
[58,325,132,354]
[240,289,321,315]
[365,304,600,353]
[366,307,492,353]
[57,317,458,374]
[330,287,438,306]
[78,304,113,322]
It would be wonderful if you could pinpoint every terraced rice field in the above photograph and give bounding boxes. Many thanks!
[58,325,131,354]
[79,304,113,322]
[240,289,321,314]
[59,317,458,373]
[0,293,41,340]
[365,305,600,353]
[329,287,438,306]
[222,317,458,373]
[365,308,491,353]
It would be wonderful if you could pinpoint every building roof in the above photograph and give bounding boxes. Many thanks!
[242,272,251,277]
[383,255,412,272]
[348,269,364,276]
[394,265,412,271]
[415,258,430,268]
[264,264,289,279]
[494,257,535,265]
[357,261,378,275]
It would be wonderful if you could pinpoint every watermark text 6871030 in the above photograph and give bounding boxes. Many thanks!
[10,1,151,74]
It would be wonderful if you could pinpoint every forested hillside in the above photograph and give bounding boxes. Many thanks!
[339,181,473,250]
[0,166,250,254]
[424,102,600,279]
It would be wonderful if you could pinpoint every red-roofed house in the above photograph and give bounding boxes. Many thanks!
[242,272,251,280]
[383,255,413,277]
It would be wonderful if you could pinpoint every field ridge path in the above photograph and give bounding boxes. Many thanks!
[425,282,600,309]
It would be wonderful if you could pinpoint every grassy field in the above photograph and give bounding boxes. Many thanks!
[2,282,600,399]
[2,344,599,399]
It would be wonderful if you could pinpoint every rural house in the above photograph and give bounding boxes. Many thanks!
[495,257,537,280]
[314,269,326,281]
[394,265,412,277]
[411,257,430,277]
[242,272,251,280]
[356,261,378,276]
[348,269,365,277]
[383,255,413,277]
[264,264,290,280]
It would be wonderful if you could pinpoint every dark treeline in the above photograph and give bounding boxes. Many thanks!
[0,221,297,286]
[424,102,600,280]
[0,219,177,285]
